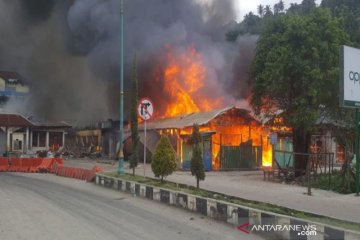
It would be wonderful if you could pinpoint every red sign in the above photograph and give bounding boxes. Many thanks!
[137,98,154,121]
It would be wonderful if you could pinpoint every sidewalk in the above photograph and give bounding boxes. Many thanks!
[64,159,360,224]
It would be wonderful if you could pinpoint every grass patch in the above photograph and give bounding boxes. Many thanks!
[311,170,355,194]
[103,172,360,232]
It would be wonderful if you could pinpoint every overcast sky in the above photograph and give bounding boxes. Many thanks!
[235,0,321,20]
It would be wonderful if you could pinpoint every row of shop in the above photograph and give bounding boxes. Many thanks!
[73,107,346,171]
[1,108,344,170]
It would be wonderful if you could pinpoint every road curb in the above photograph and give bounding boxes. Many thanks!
[95,174,360,240]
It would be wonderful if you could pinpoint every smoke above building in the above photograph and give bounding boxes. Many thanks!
[0,0,257,124]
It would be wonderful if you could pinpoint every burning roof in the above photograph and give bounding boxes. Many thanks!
[139,107,258,130]
[137,106,272,169]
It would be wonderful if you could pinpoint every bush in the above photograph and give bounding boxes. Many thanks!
[151,135,177,182]
[190,124,205,189]
[312,169,355,194]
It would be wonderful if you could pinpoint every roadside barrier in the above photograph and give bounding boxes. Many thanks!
[18,158,32,172]
[8,158,21,172]
[0,157,102,183]
[29,158,43,172]
[0,157,9,171]
[55,165,103,182]
[38,158,54,173]
[50,158,64,173]
[0,157,63,173]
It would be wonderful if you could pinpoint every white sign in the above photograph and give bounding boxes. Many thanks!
[137,98,154,120]
[341,45,360,108]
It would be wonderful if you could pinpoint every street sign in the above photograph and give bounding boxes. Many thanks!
[137,97,154,178]
[340,45,360,196]
[340,45,360,108]
[137,98,154,121]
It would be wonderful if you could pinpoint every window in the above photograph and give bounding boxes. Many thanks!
[49,132,63,147]
[32,132,38,147]
[39,132,46,147]
[32,131,46,147]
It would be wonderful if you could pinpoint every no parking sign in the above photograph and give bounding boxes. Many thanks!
[137,97,154,178]
[137,98,154,121]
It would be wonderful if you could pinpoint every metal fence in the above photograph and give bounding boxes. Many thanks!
[272,150,335,195]
[220,145,262,170]
[218,134,262,170]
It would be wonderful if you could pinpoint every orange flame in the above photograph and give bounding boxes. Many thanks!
[177,121,273,170]
[162,46,221,117]
[157,45,274,169]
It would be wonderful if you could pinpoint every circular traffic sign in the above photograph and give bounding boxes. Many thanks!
[137,98,154,120]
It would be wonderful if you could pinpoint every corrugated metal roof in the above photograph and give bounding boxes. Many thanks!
[139,107,256,130]
[138,130,161,154]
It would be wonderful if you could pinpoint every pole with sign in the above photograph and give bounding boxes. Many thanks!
[340,45,360,195]
[117,0,125,176]
[137,98,154,178]
[356,109,360,195]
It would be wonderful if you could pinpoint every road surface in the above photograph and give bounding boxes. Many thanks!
[0,173,263,240]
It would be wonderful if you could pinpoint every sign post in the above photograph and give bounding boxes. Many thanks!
[137,98,154,178]
[340,45,360,195]
[117,0,125,176]
[356,109,360,195]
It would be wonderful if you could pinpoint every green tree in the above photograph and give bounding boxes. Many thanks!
[226,12,261,41]
[274,0,285,15]
[151,135,177,182]
[129,54,139,176]
[321,0,360,46]
[301,0,316,12]
[190,124,205,189]
[257,4,264,18]
[250,8,349,175]
[264,5,273,17]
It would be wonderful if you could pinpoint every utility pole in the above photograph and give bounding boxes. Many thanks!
[118,0,125,176]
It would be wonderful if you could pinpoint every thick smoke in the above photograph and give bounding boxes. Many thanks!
[0,0,110,123]
[0,0,257,124]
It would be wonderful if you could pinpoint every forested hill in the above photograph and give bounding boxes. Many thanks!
[227,0,360,47]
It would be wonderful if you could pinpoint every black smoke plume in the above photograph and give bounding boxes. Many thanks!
[0,0,257,124]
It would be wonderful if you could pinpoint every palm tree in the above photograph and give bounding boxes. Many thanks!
[257,4,264,17]
[264,5,273,17]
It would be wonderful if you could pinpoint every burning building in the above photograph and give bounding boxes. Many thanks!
[0,1,265,166]
[136,107,272,171]
[266,113,348,169]
[125,40,272,171]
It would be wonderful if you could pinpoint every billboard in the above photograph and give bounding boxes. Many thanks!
[340,45,360,108]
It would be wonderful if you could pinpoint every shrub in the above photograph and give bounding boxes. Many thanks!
[151,135,177,182]
[190,124,205,189]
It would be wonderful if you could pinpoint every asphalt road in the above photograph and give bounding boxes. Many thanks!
[0,173,263,240]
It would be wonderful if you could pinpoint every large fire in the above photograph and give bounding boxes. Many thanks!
[162,46,222,117]
[156,46,273,170]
